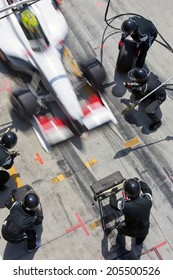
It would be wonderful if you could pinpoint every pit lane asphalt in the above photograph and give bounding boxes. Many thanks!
[1,0,173,260]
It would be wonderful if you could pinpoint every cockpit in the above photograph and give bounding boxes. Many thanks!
[18,8,49,51]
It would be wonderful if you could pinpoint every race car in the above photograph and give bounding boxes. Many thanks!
[0,0,117,151]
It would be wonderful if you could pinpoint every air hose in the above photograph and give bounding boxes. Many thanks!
[101,0,173,63]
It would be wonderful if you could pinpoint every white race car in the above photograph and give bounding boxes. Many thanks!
[0,0,117,150]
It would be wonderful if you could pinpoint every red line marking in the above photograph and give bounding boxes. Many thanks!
[153,248,163,260]
[93,43,107,50]
[96,2,105,7]
[75,212,89,236]
[0,79,12,93]
[34,153,44,165]
[142,240,167,259]
[66,212,89,236]
[66,223,81,233]
[154,240,167,250]
[4,80,12,93]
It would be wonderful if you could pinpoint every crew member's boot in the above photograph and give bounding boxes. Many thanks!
[149,120,162,132]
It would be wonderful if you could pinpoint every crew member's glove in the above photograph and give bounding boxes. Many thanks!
[123,82,132,89]
[118,40,124,50]
[10,151,20,159]
[109,189,117,209]
[157,95,166,102]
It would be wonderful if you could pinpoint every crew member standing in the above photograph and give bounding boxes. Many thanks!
[119,16,157,68]
[110,178,152,245]
[124,67,166,131]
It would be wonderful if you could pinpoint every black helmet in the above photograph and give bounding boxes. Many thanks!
[1,131,17,149]
[123,179,141,198]
[128,67,149,83]
[23,193,39,211]
[121,19,137,35]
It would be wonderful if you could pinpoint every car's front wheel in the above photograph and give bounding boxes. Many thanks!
[11,89,38,119]
[80,58,106,90]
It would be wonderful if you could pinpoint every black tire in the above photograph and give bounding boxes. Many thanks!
[116,39,138,73]
[11,89,37,119]
[0,170,10,189]
[80,58,106,90]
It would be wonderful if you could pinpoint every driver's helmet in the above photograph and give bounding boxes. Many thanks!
[128,67,149,83]
[121,18,137,36]
[20,9,39,34]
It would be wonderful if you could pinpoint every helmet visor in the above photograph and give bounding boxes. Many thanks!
[25,205,38,211]
[128,68,137,82]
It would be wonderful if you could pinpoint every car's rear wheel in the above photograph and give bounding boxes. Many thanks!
[11,89,38,119]
[116,39,137,73]
[80,58,106,90]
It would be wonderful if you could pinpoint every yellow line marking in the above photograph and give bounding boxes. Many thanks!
[8,166,23,188]
[85,158,97,168]
[51,174,65,184]
[63,47,82,77]
[123,137,140,148]
[51,159,97,184]
[89,220,101,230]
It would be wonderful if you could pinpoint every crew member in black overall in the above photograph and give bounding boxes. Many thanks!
[2,185,43,252]
[119,16,157,68]
[124,67,166,131]
[0,131,19,188]
[110,178,152,245]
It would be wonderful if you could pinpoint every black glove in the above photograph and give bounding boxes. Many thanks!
[10,151,20,159]
[110,187,118,195]
[157,95,166,102]
[11,189,17,196]
[5,195,15,209]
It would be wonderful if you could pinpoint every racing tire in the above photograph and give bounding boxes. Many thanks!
[11,89,38,119]
[80,58,106,90]
[116,39,137,73]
